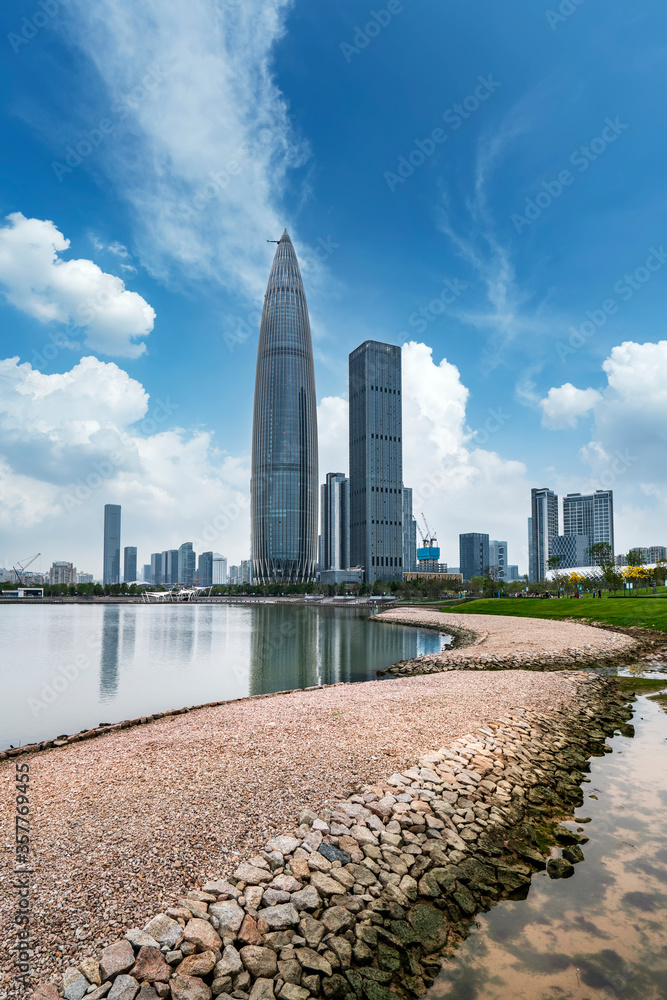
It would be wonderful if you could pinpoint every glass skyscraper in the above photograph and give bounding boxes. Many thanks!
[349,341,403,584]
[251,230,318,583]
[320,473,350,571]
[103,503,121,585]
[123,546,137,583]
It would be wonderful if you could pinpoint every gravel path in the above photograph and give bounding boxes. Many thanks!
[1,670,577,993]
[376,608,637,658]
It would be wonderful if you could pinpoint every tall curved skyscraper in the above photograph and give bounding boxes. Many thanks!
[251,230,318,583]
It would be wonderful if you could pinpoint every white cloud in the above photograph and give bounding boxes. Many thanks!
[316,342,529,569]
[0,356,249,573]
[541,340,667,552]
[0,213,155,358]
[62,0,306,299]
[539,383,602,429]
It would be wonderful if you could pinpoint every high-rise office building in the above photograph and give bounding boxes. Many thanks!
[162,549,179,585]
[251,230,318,584]
[178,542,196,586]
[349,341,403,584]
[142,564,151,583]
[489,540,508,580]
[402,487,417,574]
[198,551,213,587]
[150,552,164,586]
[459,533,490,582]
[212,553,228,585]
[103,504,121,585]
[240,560,253,584]
[123,546,137,583]
[527,517,533,581]
[530,488,559,581]
[562,490,614,561]
[320,473,350,571]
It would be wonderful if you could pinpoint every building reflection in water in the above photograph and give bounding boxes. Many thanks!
[249,605,319,695]
[99,605,120,700]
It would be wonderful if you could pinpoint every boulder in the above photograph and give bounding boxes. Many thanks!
[170,976,213,1000]
[182,918,222,952]
[100,941,135,983]
[258,903,300,929]
[107,976,140,1000]
[213,946,243,978]
[175,951,217,977]
[295,948,332,977]
[125,930,160,951]
[30,987,60,1000]
[320,906,354,935]
[62,970,89,1000]
[234,863,273,885]
[248,979,275,1000]
[547,858,574,879]
[209,901,245,936]
[308,872,342,897]
[239,946,278,978]
[143,914,184,950]
[290,886,320,912]
[266,836,300,855]
[130,947,171,983]
[79,958,101,986]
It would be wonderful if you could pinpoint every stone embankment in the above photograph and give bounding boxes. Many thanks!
[28,674,635,1000]
[374,608,642,675]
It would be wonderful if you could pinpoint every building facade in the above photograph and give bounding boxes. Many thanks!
[123,546,137,583]
[212,553,228,585]
[562,490,614,562]
[489,540,508,581]
[530,488,558,581]
[103,503,121,585]
[349,341,404,584]
[320,473,350,571]
[549,534,591,570]
[198,551,213,587]
[402,487,417,574]
[49,561,76,585]
[150,552,164,586]
[178,543,196,586]
[251,230,318,584]
[459,533,490,582]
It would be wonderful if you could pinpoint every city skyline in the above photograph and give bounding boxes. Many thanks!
[2,3,666,576]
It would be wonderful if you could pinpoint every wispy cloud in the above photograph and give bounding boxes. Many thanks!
[61,0,307,300]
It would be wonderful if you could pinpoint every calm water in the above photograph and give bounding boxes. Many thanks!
[0,603,448,748]
[430,687,667,1000]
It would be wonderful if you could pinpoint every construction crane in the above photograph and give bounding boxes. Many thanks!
[420,514,437,549]
[12,553,41,586]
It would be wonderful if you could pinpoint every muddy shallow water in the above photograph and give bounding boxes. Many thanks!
[430,687,667,1000]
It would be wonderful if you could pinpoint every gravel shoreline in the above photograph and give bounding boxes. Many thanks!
[373,609,640,673]
[1,670,580,998]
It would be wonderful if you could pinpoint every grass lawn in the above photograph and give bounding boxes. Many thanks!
[448,596,667,632]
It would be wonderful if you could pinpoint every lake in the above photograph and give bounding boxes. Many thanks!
[429,683,667,1000]
[0,602,448,748]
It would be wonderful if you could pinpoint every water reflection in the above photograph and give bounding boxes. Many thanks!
[100,605,120,699]
[3,604,446,748]
[430,693,667,1000]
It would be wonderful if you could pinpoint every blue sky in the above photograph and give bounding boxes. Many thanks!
[1,0,666,576]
